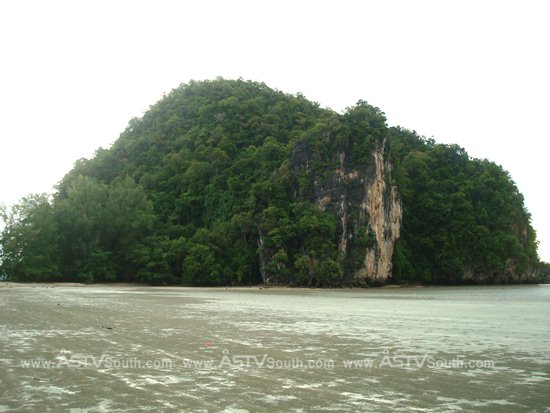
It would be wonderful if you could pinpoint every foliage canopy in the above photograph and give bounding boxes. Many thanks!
[0,79,540,285]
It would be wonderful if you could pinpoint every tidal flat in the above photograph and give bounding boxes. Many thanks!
[1,283,549,412]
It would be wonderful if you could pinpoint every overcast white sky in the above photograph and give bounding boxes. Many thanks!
[1,0,549,261]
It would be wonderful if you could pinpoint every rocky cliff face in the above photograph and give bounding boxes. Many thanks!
[461,260,539,284]
[313,138,402,284]
[256,137,402,286]
[356,145,402,283]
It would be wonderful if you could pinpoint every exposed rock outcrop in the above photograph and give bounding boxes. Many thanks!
[256,136,402,285]
[312,138,402,284]
[357,145,402,283]
[461,260,539,284]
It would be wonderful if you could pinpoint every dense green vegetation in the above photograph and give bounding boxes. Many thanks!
[0,79,540,285]
[388,128,538,283]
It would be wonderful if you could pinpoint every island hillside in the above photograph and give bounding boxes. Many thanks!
[0,79,540,286]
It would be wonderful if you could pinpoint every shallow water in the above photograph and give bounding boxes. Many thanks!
[1,284,549,412]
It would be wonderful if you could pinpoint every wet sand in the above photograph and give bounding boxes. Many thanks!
[1,283,549,412]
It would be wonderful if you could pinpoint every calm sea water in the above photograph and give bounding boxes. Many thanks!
[1,284,549,412]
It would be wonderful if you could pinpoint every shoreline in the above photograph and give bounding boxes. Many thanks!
[1,281,547,291]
